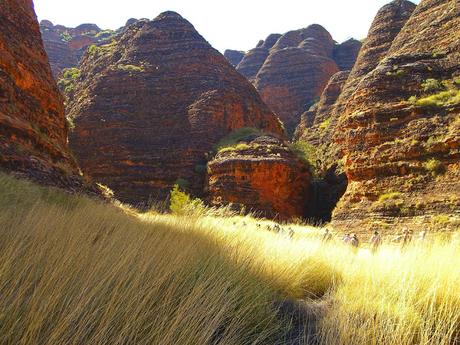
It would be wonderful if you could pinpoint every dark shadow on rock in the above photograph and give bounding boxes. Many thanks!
[305,164,348,223]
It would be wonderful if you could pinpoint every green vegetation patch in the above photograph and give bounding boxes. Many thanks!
[215,127,263,152]
[419,89,459,107]
[87,40,118,57]
[58,68,81,95]
[169,184,205,216]
[378,192,402,203]
[409,78,460,107]
[386,66,405,77]
[60,31,72,42]
[421,78,443,93]
[319,118,331,130]
[95,29,115,39]
[289,141,317,175]
[63,67,81,80]
[218,143,251,154]
[432,214,451,225]
[87,44,99,55]
[117,64,145,72]
[424,158,446,176]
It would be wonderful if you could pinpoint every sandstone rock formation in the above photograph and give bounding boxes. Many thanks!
[236,27,361,136]
[295,0,416,170]
[208,135,310,220]
[332,0,460,231]
[293,0,418,223]
[224,49,245,67]
[236,34,282,81]
[236,48,270,81]
[333,38,362,71]
[67,11,284,204]
[0,0,88,190]
[40,20,116,77]
[294,71,351,221]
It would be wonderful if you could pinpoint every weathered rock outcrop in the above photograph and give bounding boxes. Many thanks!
[40,20,117,77]
[255,42,339,135]
[236,34,283,81]
[295,71,350,163]
[236,47,270,81]
[208,135,311,220]
[332,0,460,231]
[295,0,416,170]
[292,72,351,222]
[224,49,245,67]
[0,0,88,190]
[236,26,361,136]
[68,11,284,204]
[333,39,362,71]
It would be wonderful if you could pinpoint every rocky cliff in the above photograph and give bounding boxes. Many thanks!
[224,49,245,67]
[236,27,361,136]
[208,135,310,220]
[295,0,416,171]
[333,38,363,71]
[332,0,460,231]
[0,0,89,191]
[67,11,284,204]
[236,34,282,81]
[40,20,119,77]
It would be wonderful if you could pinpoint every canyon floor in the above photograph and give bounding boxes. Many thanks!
[1,172,459,345]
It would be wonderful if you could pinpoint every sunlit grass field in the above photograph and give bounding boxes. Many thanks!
[0,173,459,344]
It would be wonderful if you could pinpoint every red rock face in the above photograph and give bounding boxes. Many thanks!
[295,71,350,157]
[255,45,339,135]
[0,0,87,190]
[208,136,311,220]
[236,47,270,82]
[68,12,284,204]
[224,50,245,67]
[236,34,282,81]
[332,0,460,231]
[40,20,118,77]
[333,39,362,71]
[295,0,416,170]
[40,24,79,78]
[236,25,361,136]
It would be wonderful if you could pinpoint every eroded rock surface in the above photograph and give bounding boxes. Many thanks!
[333,38,362,71]
[224,49,245,67]
[295,0,416,171]
[236,26,361,136]
[0,0,90,191]
[208,135,311,220]
[332,0,460,231]
[68,11,284,204]
[40,20,118,77]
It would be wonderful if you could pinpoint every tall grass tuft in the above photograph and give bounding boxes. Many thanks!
[0,172,459,344]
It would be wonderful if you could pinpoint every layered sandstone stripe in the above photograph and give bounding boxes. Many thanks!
[68,11,284,204]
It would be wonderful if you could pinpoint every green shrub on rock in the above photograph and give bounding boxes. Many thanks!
[215,127,263,152]
[424,158,446,176]
[289,141,318,175]
[421,78,443,92]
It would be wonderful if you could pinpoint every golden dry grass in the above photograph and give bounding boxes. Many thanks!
[0,173,459,344]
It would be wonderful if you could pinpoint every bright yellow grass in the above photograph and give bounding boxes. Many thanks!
[0,173,459,344]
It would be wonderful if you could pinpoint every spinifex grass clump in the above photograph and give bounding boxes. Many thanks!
[0,172,459,344]
[0,174,285,345]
